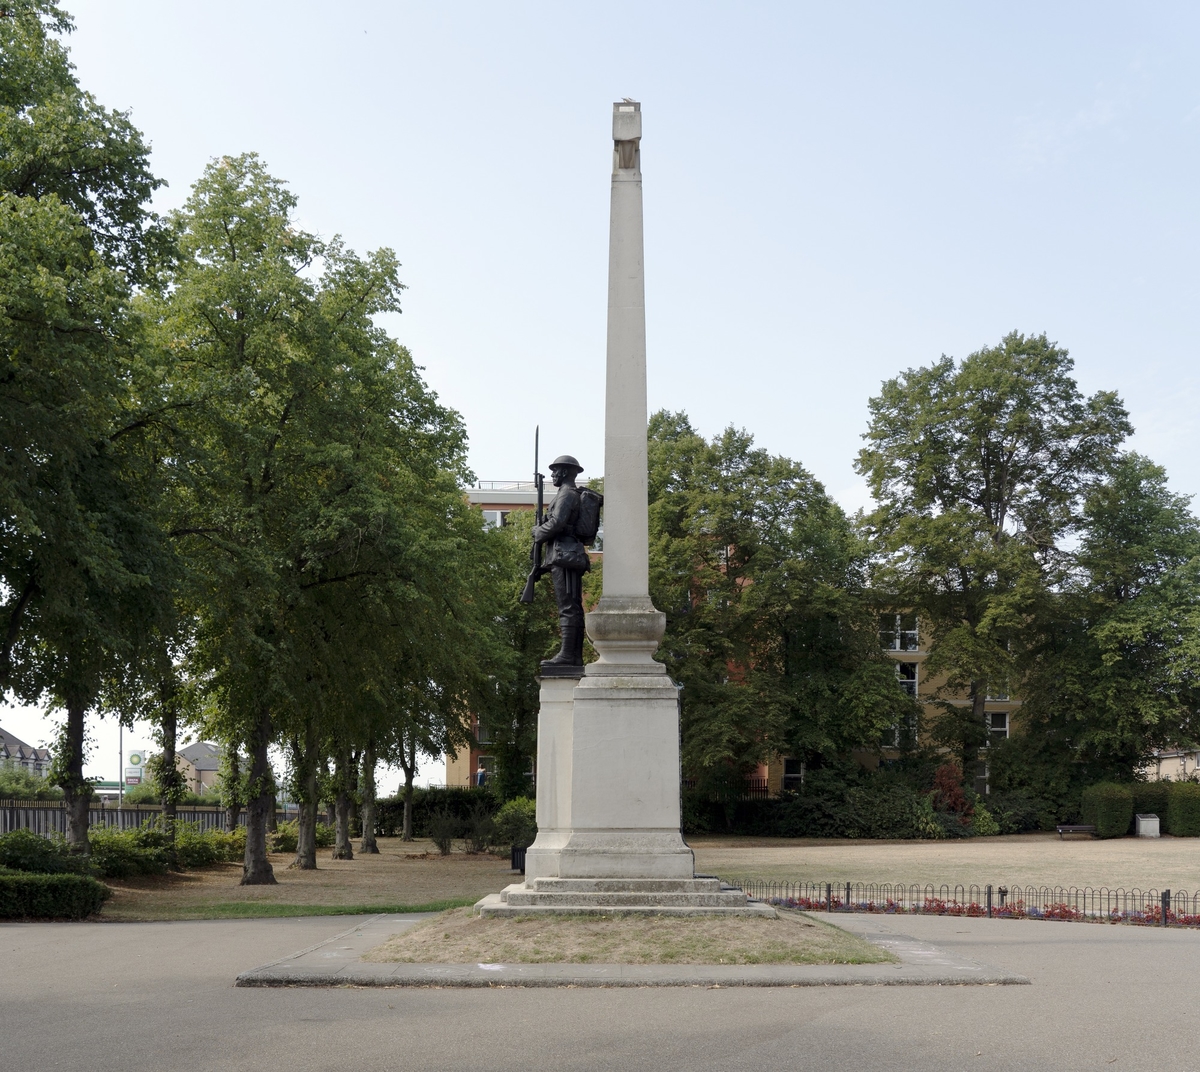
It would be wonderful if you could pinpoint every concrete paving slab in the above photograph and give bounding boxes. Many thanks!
[234,910,1030,987]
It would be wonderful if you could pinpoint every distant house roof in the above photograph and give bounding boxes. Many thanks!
[177,741,223,771]
[0,726,51,764]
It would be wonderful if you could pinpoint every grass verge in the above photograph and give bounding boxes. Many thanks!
[101,897,478,922]
[365,906,895,965]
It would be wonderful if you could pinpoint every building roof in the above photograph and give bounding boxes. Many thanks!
[177,741,223,771]
[0,726,51,763]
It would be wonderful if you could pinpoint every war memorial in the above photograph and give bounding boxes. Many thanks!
[476,102,769,918]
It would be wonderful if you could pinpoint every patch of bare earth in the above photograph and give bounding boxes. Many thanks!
[690,832,1200,892]
[364,907,894,965]
[101,839,515,921]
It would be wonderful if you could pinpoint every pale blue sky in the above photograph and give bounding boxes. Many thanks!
[6,1,1200,780]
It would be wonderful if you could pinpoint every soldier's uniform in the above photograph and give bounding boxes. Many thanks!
[533,457,591,666]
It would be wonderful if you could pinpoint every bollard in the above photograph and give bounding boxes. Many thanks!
[987,884,993,919]
[998,886,1008,908]
[826,883,833,912]
[1162,889,1171,927]
[845,882,852,912]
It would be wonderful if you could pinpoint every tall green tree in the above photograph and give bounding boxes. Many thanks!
[647,411,913,783]
[856,331,1132,781]
[148,154,505,882]
[1016,454,1200,777]
[1,1,175,850]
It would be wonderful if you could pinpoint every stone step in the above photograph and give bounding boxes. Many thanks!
[524,878,724,895]
[502,891,754,908]
[477,902,777,918]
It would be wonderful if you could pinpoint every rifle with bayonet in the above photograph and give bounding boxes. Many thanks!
[519,427,545,604]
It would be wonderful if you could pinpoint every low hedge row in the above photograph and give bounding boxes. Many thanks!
[0,871,111,919]
[1078,780,1200,837]
[1081,783,1133,838]
[681,784,1012,840]
[1165,782,1200,836]
[376,787,498,838]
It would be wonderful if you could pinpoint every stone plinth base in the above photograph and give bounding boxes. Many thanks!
[476,877,776,918]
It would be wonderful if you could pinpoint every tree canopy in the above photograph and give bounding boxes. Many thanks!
[648,411,916,782]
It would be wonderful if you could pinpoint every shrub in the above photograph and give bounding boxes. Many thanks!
[1166,781,1200,837]
[1132,782,1172,833]
[845,784,943,839]
[986,790,1047,834]
[427,811,459,855]
[0,872,111,919]
[493,797,537,849]
[88,827,170,878]
[314,822,335,849]
[971,801,1000,837]
[0,829,88,874]
[931,763,971,819]
[463,801,496,854]
[1081,782,1133,839]
[376,786,497,838]
[271,820,299,854]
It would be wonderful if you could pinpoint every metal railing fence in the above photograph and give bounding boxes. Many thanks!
[725,878,1200,927]
[0,800,303,836]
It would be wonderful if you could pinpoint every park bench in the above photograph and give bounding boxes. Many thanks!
[1056,824,1096,839]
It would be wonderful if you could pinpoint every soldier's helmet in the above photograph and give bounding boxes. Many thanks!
[549,454,584,474]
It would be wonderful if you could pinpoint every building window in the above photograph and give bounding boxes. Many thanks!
[895,662,918,698]
[482,510,509,531]
[988,711,1008,741]
[475,718,492,745]
[783,758,804,791]
[474,756,493,787]
[880,613,919,651]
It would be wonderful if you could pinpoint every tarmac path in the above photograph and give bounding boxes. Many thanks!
[3,912,1198,1071]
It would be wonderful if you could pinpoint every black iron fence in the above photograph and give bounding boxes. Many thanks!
[725,877,1200,928]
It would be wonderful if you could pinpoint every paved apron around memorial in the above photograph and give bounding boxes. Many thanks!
[234,911,1030,988]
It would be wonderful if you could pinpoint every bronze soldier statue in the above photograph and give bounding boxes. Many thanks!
[522,454,601,672]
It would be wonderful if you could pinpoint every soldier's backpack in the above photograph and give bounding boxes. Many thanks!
[576,487,604,546]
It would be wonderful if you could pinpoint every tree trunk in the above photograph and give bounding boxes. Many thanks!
[401,755,415,842]
[359,742,379,854]
[225,747,242,834]
[347,748,360,838]
[266,787,278,834]
[968,681,988,787]
[240,710,277,885]
[290,724,319,870]
[332,749,354,860]
[59,696,91,854]
[157,682,183,848]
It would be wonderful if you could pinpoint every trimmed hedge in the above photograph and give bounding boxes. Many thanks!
[1131,782,1171,834]
[683,785,948,840]
[1166,782,1200,837]
[377,787,498,838]
[1081,782,1133,839]
[0,872,111,919]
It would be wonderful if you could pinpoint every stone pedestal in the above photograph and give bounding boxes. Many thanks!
[524,664,693,884]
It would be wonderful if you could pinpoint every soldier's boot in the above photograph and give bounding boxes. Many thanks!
[543,621,583,666]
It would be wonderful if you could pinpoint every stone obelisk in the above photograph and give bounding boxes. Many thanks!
[479,103,769,915]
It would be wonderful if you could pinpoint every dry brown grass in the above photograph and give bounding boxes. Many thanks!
[100,839,515,921]
[364,906,894,965]
[691,831,1200,891]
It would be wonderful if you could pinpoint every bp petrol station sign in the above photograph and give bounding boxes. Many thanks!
[125,751,145,786]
